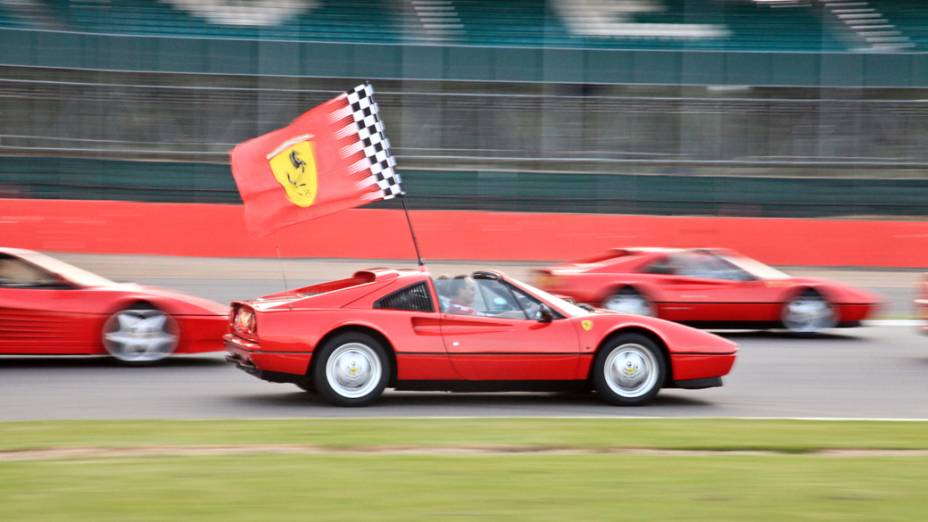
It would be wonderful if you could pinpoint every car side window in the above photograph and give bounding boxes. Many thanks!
[472,279,528,319]
[0,255,69,289]
[507,283,562,321]
[676,253,752,281]
[644,255,675,275]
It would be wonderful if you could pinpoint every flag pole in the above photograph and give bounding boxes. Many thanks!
[399,194,425,267]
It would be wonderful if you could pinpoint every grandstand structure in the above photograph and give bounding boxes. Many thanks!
[1,0,927,217]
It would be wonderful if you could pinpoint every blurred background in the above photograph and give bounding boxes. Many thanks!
[1,0,927,219]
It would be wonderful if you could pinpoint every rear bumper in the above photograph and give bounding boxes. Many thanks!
[224,334,312,383]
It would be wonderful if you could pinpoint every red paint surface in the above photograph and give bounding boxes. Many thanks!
[2,198,927,267]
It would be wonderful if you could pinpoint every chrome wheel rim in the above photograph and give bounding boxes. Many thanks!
[603,293,653,316]
[325,343,382,399]
[604,343,659,398]
[783,295,834,333]
[103,309,177,362]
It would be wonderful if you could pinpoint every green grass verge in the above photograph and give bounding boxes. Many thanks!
[2,418,928,452]
[2,454,926,521]
[3,419,927,521]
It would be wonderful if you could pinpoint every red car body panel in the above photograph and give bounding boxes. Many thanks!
[537,248,880,329]
[225,268,737,393]
[0,247,228,356]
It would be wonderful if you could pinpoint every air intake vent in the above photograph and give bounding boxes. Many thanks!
[374,282,434,312]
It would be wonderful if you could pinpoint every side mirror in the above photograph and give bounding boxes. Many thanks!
[536,305,554,323]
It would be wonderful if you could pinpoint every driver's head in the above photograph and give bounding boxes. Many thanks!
[448,275,477,305]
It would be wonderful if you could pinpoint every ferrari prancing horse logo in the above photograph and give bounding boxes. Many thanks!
[267,134,318,208]
[581,319,593,331]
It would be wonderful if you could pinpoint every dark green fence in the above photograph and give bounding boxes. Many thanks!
[3,157,927,218]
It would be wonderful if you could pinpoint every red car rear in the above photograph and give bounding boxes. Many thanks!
[225,268,737,406]
[536,248,880,333]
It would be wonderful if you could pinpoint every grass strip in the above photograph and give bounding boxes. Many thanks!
[2,418,928,453]
[2,454,926,521]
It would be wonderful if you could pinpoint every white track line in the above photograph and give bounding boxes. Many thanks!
[865,319,923,327]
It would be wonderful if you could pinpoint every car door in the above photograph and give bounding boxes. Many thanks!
[0,255,96,354]
[655,252,776,323]
[438,275,581,381]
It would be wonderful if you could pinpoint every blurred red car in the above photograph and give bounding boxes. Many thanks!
[225,268,737,406]
[0,247,228,362]
[917,274,928,335]
[535,248,880,333]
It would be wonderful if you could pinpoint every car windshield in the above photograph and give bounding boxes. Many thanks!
[434,272,590,319]
[18,251,115,287]
[722,254,790,280]
[506,277,591,318]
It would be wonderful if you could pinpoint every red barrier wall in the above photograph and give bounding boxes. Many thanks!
[2,198,927,267]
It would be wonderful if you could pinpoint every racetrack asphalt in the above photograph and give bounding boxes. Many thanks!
[0,255,924,420]
[0,324,925,420]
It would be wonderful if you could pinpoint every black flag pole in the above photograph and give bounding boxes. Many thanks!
[399,193,425,267]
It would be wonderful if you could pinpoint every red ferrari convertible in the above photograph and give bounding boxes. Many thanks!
[0,247,228,362]
[535,247,880,333]
[225,268,737,406]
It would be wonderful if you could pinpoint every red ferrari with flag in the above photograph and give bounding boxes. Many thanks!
[230,83,402,234]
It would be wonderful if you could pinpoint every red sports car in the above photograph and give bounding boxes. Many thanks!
[0,247,228,362]
[535,247,880,333]
[225,268,737,406]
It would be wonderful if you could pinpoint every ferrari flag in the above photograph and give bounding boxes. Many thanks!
[230,83,402,234]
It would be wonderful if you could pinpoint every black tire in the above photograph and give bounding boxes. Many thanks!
[592,333,666,406]
[295,380,317,394]
[602,287,654,316]
[312,332,390,407]
[781,289,835,334]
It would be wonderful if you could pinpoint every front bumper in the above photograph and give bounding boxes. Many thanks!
[670,352,737,382]
[224,333,312,384]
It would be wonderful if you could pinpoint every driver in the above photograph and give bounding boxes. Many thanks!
[445,275,478,315]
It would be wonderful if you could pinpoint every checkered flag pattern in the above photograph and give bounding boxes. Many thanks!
[344,83,403,200]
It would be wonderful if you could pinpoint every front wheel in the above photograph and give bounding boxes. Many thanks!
[312,332,390,407]
[592,333,665,406]
[781,290,835,333]
[602,288,653,316]
[102,305,178,363]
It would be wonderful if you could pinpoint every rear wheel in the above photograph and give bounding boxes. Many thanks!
[602,288,653,316]
[592,333,665,406]
[102,304,178,363]
[312,332,390,407]
[782,290,835,333]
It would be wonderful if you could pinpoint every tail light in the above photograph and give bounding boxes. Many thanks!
[232,304,257,336]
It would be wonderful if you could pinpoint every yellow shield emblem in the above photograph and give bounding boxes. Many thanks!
[267,136,318,208]
[581,319,593,332]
